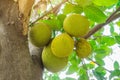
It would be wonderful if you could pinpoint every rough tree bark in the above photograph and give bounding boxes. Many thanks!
[0,0,43,80]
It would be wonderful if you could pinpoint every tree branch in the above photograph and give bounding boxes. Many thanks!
[87,58,111,73]
[30,0,68,26]
[83,7,120,39]
[106,7,120,23]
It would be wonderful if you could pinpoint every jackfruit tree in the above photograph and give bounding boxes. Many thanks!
[0,0,120,80]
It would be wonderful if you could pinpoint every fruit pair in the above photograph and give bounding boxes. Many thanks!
[42,33,74,72]
[63,14,92,58]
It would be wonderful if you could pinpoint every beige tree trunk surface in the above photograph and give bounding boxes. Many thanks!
[0,0,43,80]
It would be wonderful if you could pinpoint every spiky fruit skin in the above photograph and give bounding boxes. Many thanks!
[76,38,91,58]
[63,14,90,37]
[51,33,74,57]
[42,44,68,73]
[29,22,51,47]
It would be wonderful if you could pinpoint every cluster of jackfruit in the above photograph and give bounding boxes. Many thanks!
[29,13,92,73]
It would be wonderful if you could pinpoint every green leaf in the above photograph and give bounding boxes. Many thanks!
[95,59,105,66]
[95,67,106,75]
[114,61,119,70]
[73,5,83,13]
[78,67,86,75]
[100,36,115,46]
[92,0,118,6]
[78,75,88,80]
[75,0,92,7]
[63,77,75,80]
[63,3,83,15]
[95,46,111,58]
[42,19,61,30]
[117,0,120,8]
[110,23,115,34]
[93,67,106,80]
[49,74,60,80]
[94,44,112,56]
[69,51,81,66]
[89,39,98,50]
[114,78,120,80]
[116,20,120,27]
[115,36,120,44]
[57,14,66,24]
[93,70,106,80]
[86,63,95,69]
[83,5,107,23]
[95,49,106,54]
[109,70,120,79]
[78,68,89,80]
[63,3,74,15]
[96,54,106,59]
[66,65,79,75]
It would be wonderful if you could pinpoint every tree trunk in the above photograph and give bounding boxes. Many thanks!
[0,0,43,80]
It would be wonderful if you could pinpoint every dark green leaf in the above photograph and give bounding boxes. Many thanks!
[93,67,106,80]
[93,70,106,80]
[95,67,106,75]
[117,0,120,7]
[114,61,119,70]
[109,70,120,79]
[83,5,107,23]
[115,36,120,44]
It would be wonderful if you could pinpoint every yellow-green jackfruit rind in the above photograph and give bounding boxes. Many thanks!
[51,33,74,57]
[42,44,68,73]
[29,22,51,47]
[63,14,90,37]
[76,38,92,58]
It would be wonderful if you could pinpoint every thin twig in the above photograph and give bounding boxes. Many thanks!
[48,0,53,9]
[29,0,68,26]
[83,7,120,39]
[87,58,111,73]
